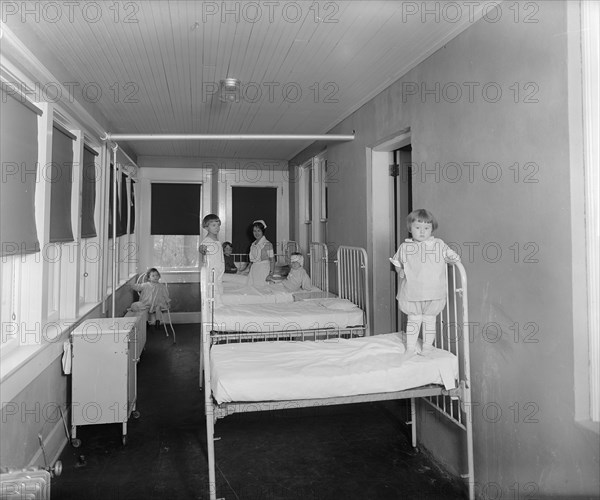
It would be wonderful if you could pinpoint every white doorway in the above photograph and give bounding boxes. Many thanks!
[368,129,412,335]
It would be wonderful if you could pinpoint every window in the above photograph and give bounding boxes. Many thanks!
[298,154,328,252]
[107,164,137,289]
[0,88,41,352]
[49,124,75,243]
[46,123,75,320]
[79,144,100,307]
[1,255,20,354]
[0,88,40,257]
[81,145,98,239]
[150,183,202,269]
[581,0,599,423]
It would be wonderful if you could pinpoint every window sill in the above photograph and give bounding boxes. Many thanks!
[0,281,131,403]
[575,419,600,435]
[0,319,75,403]
[159,270,200,283]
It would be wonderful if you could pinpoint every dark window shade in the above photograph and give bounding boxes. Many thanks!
[130,180,136,234]
[81,145,98,239]
[151,183,201,235]
[0,90,41,256]
[49,126,74,243]
[118,172,127,237]
[108,165,113,238]
[108,165,116,239]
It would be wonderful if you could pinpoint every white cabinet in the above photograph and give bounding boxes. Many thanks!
[70,317,140,446]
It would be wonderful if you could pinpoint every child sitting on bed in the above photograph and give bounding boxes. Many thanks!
[199,214,225,304]
[130,268,171,326]
[390,209,460,355]
[268,252,312,292]
[223,241,238,274]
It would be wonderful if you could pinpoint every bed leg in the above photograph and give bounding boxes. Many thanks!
[411,398,417,448]
[199,344,204,390]
[464,387,475,500]
[205,401,218,500]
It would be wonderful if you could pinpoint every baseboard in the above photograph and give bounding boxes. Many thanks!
[170,312,201,324]
[27,407,70,470]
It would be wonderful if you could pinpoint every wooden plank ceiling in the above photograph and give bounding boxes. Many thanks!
[4,1,486,160]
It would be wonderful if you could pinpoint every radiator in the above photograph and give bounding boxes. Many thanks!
[0,468,51,500]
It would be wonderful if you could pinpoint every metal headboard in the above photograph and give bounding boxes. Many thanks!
[336,245,370,336]
[309,242,329,292]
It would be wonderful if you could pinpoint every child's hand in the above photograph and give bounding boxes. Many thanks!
[397,268,405,279]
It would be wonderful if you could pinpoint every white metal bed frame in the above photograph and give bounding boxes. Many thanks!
[199,256,475,500]
[308,241,329,292]
[208,245,369,338]
[199,246,370,386]
[231,240,300,269]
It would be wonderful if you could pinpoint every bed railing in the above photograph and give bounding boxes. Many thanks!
[279,240,299,264]
[419,261,474,500]
[336,246,370,336]
[309,242,329,292]
[231,240,299,270]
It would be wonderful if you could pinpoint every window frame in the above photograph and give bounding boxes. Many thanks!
[568,0,599,430]
[137,166,213,278]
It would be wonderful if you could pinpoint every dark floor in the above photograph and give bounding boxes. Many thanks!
[53,324,467,500]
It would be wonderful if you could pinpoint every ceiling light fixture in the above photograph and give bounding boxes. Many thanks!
[220,78,241,102]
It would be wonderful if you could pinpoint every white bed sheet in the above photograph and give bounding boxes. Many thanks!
[221,274,319,305]
[212,298,364,332]
[210,333,458,404]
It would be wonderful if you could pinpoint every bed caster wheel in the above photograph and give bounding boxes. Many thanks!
[52,460,63,477]
[132,410,141,419]
[122,435,128,446]
[71,438,82,448]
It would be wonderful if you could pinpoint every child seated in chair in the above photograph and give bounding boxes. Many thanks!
[268,252,312,292]
[130,268,171,326]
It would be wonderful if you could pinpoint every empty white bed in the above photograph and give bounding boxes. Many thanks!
[211,332,458,404]
[212,298,363,333]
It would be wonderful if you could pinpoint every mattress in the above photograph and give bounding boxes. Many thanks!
[221,274,319,305]
[210,333,458,404]
[212,298,364,332]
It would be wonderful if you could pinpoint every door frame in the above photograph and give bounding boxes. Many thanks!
[218,169,290,252]
[367,128,411,335]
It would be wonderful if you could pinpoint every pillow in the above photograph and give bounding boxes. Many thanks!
[319,298,359,311]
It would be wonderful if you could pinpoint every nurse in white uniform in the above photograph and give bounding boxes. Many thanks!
[245,220,275,286]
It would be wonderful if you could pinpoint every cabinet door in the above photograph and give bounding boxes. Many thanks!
[72,330,128,426]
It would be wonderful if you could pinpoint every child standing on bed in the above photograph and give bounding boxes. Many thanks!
[199,214,225,305]
[390,209,460,355]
